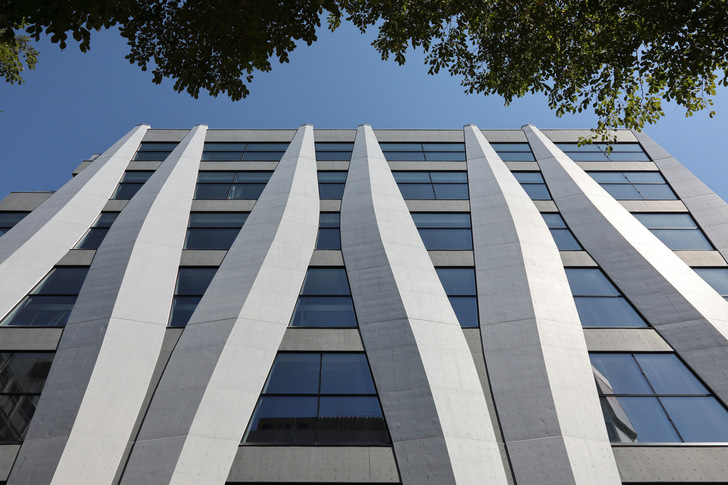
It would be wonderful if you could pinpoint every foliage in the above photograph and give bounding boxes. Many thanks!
[2,0,727,137]
[0,30,37,84]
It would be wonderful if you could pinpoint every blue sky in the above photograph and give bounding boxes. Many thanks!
[1,23,726,200]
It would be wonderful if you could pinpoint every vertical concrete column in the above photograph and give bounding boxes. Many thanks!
[465,125,620,484]
[0,125,148,322]
[8,126,206,485]
[120,125,319,485]
[524,124,728,405]
[634,131,728,264]
[340,125,508,485]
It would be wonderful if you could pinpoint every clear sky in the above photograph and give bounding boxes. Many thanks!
[1,23,726,201]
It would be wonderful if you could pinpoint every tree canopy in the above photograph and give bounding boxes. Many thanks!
[2,1,727,137]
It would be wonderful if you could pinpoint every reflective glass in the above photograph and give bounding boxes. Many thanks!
[0,212,28,226]
[399,184,435,199]
[430,172,467,183]
[521,184,551,200]
[602,185,642,199]
[603,396,679,442]
[565,269,620,296]
[197,172,236,183]
[168,296,201,327]
[318,172,348,183]
[185,228,240,250]
[694,268,728,295]
[635,184,677,200]
[556,143,603,152]
[188,212,247,228]
[513,172,545,183]
[393,172,431,183]
[606,152,651,161]
[633,213,697,228]
[433,184,469,199]
[551,229,582,250]
[0,295,77,327]
[589,172,629,183]
[315,151,352,161]
[244,143,289,151]
[94,213,119,227]
[242,151,285,161]
[203,143,246,151]
[436,268,476,295]
[424,151,466,161]
[120,171,153,183]
[175,268,217,295]
[421,143,465,152]
[590,354,651,394]
[264,354,321,394]
[138,142,179,152]
[74,227,110,249]
[411,213,471,228]
[602,143,644,152]
[418,229,473,250]
[201,151,244,161]
[229,183,266,200]
[449,296,478,327]
[383,151,426,161]
[319,184,346,199]
[316,228,341,250]
[321,354,376,394]
[491,143,532,152]
[315,143,355,151]
[112,184,144,200]
[378,143,423,151]
[635,354,707,394]
[651,229,713,250]
[194,184,230,199]
[0,394,39,442]
[624,172,667,183]
[662,397,728,442]
[318,396,388,444]
[234,172,273,183]
[133,152,171,161]
[301,268,351,295]
[542,213,568,229]
[574,297,647,327]
[497,152,536,161]
[244,396,318,444]
[0,353,53,393]
[565,152,611,162]
[319,213,340,227]
[32,267,89,295]
[289,297,357,327]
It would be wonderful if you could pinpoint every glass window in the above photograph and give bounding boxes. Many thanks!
[491,142,535,162]
[290,268,357,327]
[411,213,472,250]
[0,352,53,442]
[436,268,478,327]
[694,268,728,297]
[380,142,465,162]
[316,213,340,250]
[74,212,119,250]
[565,268,646,327]
[111,171,154,200]
[1,267,89,327]
[169,267,218,327]
[201,142,288,162]
[0,212,29,237]
[633,213,713,250]
[592,352,728,443]
[315,143,354,161]
[318,172,347,200]
[513,172,551,200]
[555,143,650,162]
[588,171,677,200]
[542,213,581,250]
[194,171,272,200]
[244,352,389,445]
[393,172,468,200]
[184,212,248,250]
[133,142,177,161]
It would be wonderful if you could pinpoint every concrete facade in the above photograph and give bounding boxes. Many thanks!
[0,125,727,484]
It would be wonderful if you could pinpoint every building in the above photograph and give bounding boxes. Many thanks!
[0,124,726,484]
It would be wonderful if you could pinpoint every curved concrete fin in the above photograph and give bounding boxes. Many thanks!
[0,124,149,323]
[524,124,728,406]
[120,125,319,485]
[340,125,508,484]
[465,125,620,484]
[8,125,206,485]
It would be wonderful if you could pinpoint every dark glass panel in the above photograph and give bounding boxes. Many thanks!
[662,397,728,442]
[601,396,679,443]
[132,152,171,161]
[289,297,357,327]
[319,213,340,228]
[634,354,707,394]
[421,143,465,152]
[185,228,240,250]
[32,267,89,295]
[542,213,567,229]
[203,142,246,151]
[521,184,551,200]
[601,185,642,199]
[194,184,230,200]
[234,172,273,183]
[430,172,467,183]
[635,184,678,200]
[651,229,713,250]
[624,172,666,183]
[0,353,52,393]
[321,354,376,395]
[188,212,247,228]
[589,172,629,183]
[418,229,473,250]
[318,396,389,444]
[0,394,39,442]
[245,143,289,151]
[197,172,236,183]
[301,269,350,295]
[242,151,285,161]
[599,143,644,152]
[138,142,179,152]
[633,213,697,228]
[433,184,469,199]
[315,143,355,151]
[574,297,647,327]
[694,268,728,295]
[319,184,346,200]
[550,229,582,250]
[317,172,348,183]
[448,296,479,327]
[315,151,352,161]
[168,296,201,327]
[513,172,545,183]
[111,184,144,200]
[94,212,119,227]
[264,354,321,394]
[201,152,244,161]
[565,268,619,296]
[175,268,217,295]
[316,228,341,250]
[120,171,154,183]
[590,354,651,394]
[382,152,426,161]
[436,268,476,295]
[378,143,423,151]
[243,396,317,444]
[392,172,430,183]
[398,184,435,199]
[411,213,471,228]
[0,295,77,327]
[229,184,266,200]
[491,143,532,152]
[0,212,28,226]
[74,228,110,249]
[424,151,466,161]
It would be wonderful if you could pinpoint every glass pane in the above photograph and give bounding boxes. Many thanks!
[234,172,273,183]
[449,296,479,328]
[421,143,465,152]
[606,152,651,162]
[203,143,246,152]
[601,185,642,200]
[301,268,350,296]
[138,142,179,152]
[513,172,545,183]
[601,396,679,443]
[242,151,285,161]
[185,228,240,250]
[289,296,357,327]
[635,184,677,200]
[243,396,317,444]
[624,172,666,183]
[418,229,473,250]
[319,184,345,200]
[318,396,389,444]
[315,143,355,151]
[74,228,109,249]
[319,213,340,227]
[175,268,217,295]
[229,183,266,200]
[411,213,471,228]
[574,297,647,327]
[378,143,423,151]
[491,143,532,152]
[392,172,430,183]
[321,354,376,394]
[168,296,201,327]
[0,353,52,393]
[601,143,644,152]
[651,229,713,250]
[662,397,728,442]
[542,213,567,229]
[188,212,247,228]
[32,267,89,295]
[556,143,602,152]
[424,151,466,161]
[398,184,435,200]
[430,172,468,183]
[590,354,652,394]
[197,172,236,183]
[316,228,341,250]
[0,295,77,327]
[497,152,535,161]
[0,212,28,226]
[315,151,352,161]
[112,184,143,200]
[201,152,244,161]
[551,229,582,250]
[521,184,551,200]
[565,268,620,296]
[133,152,171,161]
[94,212,119,228]
[383,151,426,161]
[433,184,469,200]
[264,354,321,394]
[0,394,39,442]
[567,152,612,162]
[194,184,230,200]
[633,213,697,229]
[635,354,707,394]
[694,268,728,295]
[317,172,348,183]
[436,268,476,295]
[120,171,154,183]
[589,172,629,183]
[244,143,290,151]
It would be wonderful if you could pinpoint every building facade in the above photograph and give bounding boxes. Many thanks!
[0,124,727,484]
